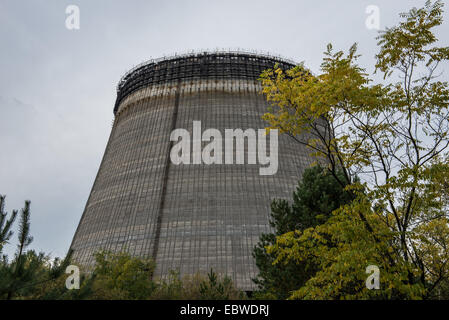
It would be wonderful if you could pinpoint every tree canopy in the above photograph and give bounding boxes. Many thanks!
[260,0,449,299]
[252,165,353,299]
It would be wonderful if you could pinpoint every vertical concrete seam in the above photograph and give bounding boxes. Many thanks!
[151,80,181,266]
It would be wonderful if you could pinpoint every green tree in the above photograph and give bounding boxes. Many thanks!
[198,269,245,300]
[261,0,449,299]
[150,269,245,300]
[252,165,353,299]
[0,195,17,253]
[0,197,71,300]
[1,197,244,300]
[88,250,157,300]
[24,258,93,300]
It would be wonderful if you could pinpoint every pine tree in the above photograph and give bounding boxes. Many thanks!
[0,197,72,299]
[0,195,18,253]
[252,165,353,299]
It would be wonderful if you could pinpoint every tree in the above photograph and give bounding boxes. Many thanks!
[4,200,36,299]
[261,0,449,299]
[22,255,92,300]
[88,251,157,300]
[150,269,245,300]
[75,252,245,300]
[198,269,245,300]
[0,195,17,254]
[252,165,353,299]
[1,197,245,300]
[0,197,71,300]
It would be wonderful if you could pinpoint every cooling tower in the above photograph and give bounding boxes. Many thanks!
[70,51,315,290]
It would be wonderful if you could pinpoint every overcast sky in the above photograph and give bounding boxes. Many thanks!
[0,0,448,259]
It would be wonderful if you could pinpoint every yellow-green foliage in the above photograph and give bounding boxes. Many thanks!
[151,270,246,300]
[89,250,157,300]
[261,0,449,299]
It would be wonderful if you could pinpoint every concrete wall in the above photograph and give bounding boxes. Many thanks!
[71,60,315,291]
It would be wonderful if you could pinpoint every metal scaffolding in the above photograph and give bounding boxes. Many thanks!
[114,51,296,114]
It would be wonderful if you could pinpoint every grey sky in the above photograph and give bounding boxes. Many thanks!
[0,0,448,259]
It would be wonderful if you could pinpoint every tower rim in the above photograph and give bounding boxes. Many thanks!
[114,49,298,114]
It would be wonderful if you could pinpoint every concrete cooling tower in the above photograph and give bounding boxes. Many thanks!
[70,51,315,290]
